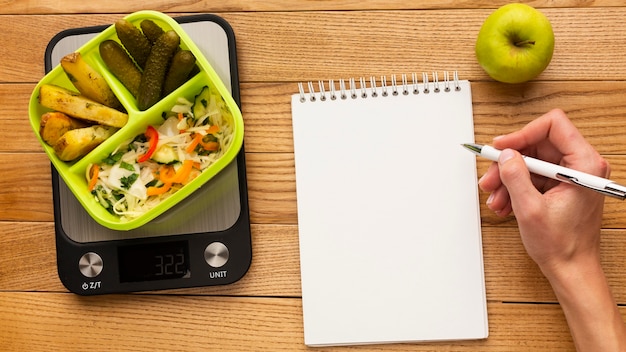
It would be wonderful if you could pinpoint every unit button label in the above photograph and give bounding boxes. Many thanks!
[204,242,229,268]
[78,252,103,278]
[209,270,227,279]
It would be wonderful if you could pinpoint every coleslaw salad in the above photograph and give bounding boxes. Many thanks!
[86,85,234,221]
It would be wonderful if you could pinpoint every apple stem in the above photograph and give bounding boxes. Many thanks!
[515,39,536,47]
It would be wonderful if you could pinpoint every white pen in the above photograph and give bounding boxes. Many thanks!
[462,143,626,200]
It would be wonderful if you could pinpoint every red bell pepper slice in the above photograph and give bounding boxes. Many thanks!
[138,125,158,162]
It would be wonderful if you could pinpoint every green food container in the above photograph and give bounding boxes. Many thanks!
[28,10,244,231]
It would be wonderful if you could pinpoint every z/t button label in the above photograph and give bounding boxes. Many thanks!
[82,281,102,290]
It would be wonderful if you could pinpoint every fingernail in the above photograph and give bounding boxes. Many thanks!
[486,192,494,206]
[478,173,486,185]
[499,149,515,164]
[493,135,505,141]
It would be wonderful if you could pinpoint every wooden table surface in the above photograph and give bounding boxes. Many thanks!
[3,1,626,351]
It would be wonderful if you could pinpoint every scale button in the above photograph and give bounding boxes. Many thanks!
[204,242,229,268]
[78,252,103,278]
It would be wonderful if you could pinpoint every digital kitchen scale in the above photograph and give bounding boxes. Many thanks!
[45,14,252,295]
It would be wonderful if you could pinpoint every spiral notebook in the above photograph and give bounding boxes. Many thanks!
[291,72,488,347]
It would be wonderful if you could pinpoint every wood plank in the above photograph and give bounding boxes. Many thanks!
[3,220,626,307]
[0,222,62,291]
[239,82,297,154]
[0,153,53,222]
[242,80,626,155]
[4,9,626,83]
[4,151,626,228]
[0,293,581,351]
[9,80,626,154]
[226,8,626,82]
[471,82,626,155]
[0,222,303,296]
[483,228,626,304]
[2,1,625,15]
[0,84,39,152]
[5,3,626,351]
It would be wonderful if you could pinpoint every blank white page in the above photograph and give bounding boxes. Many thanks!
[291,76,488,347]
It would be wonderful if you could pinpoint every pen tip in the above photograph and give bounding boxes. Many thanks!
[462,143,482,154]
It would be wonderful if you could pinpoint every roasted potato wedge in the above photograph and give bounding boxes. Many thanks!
[54,125,118,161]
[61,52,121,109]
[39,84,128,128]
[39,111,88,146]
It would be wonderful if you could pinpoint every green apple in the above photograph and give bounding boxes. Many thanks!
[475,3,555,83]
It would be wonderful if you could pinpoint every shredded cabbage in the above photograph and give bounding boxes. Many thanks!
[87,88,234,221]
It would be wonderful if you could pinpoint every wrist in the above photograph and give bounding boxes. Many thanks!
[539,251,603,287]
[540,254,626,351]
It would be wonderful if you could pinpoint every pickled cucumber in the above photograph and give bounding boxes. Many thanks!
[192,85,211,120]
[140,19,165,45]
[137,30,180,110]
[163,50,197,96]
[115,19,152,69]
[99,40,142,98]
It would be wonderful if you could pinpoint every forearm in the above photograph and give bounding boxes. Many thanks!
[543,256,626,351]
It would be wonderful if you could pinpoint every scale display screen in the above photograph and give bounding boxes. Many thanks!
[118,241,190,282]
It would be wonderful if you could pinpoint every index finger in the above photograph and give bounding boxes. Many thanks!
[494,109,588,154]
[493,109,608,176]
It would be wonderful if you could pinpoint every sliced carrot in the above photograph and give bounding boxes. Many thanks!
[200,140,219,151]
[159,160,194,185]
[88,164,99,191]
[159,165,177,184]
[173,160,194,184]
[206,125,219,134]
[147,182,172,196]
[186,133,203,154]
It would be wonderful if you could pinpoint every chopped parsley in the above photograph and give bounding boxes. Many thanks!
[120,161,135,171]
[120,173,138,190]
[102,151,124,165]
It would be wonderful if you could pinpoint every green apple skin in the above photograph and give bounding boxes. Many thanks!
[475,3,555,84]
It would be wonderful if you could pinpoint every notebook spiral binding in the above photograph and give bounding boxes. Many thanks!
[298,71,461,103]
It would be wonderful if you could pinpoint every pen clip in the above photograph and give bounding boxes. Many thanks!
[556,173,626,200]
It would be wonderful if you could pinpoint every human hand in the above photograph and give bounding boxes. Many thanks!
[478,109,626,351]
[477,108,609,272]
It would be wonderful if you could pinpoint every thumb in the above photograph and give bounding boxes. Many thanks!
[498,149,540,210]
